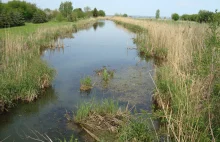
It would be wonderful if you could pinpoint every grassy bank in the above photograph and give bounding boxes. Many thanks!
[0,18,97,112]
[112,17,220,141]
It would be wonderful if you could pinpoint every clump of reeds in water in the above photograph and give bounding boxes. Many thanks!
[95,67,115,81]
[80,76,93,91]
[70,99,155,141]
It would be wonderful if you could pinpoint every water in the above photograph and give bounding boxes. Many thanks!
[0,20,154,141]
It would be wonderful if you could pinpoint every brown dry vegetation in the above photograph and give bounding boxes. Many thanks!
[111,17,219,141]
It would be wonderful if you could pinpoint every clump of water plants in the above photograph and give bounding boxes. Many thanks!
[73,99,128,141]
[80,76,92,91]
[71,99,155,141]
[95,67,115,82]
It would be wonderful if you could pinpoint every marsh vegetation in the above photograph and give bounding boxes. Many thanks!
[0,0,219,141]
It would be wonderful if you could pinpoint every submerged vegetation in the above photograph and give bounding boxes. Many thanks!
[111,14,220,141]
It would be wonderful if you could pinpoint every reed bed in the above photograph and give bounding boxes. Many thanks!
[111,17,220,141]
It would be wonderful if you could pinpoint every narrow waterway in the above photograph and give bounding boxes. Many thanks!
[0,20,154,141]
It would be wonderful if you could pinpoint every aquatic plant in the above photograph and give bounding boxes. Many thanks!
[73,99,156,141]
[80,76,92,91]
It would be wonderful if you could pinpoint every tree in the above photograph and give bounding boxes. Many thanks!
[123,14,128,17]
[59,1,73,18]
[156,9,160,19]
[172,13,179,21]
[73,8,85,19]
[198,10,214,23]
[98,10,105,17]
[67,11,77,22]
[93,8,98,17]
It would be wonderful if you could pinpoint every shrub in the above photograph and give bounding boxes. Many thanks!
[67,12,77,22]
[98,10,105,17]
[172,13,179,21]
[0,11,25,28]
[32,10,48,23]
[55,13,66,22]
[122,14,128,17]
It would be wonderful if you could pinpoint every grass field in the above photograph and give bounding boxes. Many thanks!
[111,17,220,141]
[0,18,96,112]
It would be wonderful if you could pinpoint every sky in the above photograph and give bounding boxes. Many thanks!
[2,0,220,17]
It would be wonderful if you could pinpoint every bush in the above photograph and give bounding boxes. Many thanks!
[32,10,48,23]
[0,11,25,28]
[172,13,179,21]
[67,12,77,22]
[55,13,66,22]
[123,14,128,17]
[198,10,214,23]
[98,10,105,17]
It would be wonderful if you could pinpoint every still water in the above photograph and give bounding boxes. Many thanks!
[0,20,154,141]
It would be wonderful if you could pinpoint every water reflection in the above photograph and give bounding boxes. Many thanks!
[93,21,105,31]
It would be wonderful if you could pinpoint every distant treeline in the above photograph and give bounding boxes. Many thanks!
[0,0,106,28]
[180,10,220,23]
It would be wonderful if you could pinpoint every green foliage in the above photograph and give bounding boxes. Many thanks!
[93,8,98,17]
[55,13,66,22]
[118,117,154,142]
[6,0,37,21]
[172,13,179,21]
[80,76,92,87]
[198,10,214,23]
[98,10,105,17]
[75,99,118,122]
[154,47,168,59]
[156,9,160,19]
[67,12,78,22]
[122,13,128,17]
[32,10,48,24]
[59,1,73,18]
[0,10,25,28]
[102,68,114,82]
[103,69,109,81]
[73,8,85,19]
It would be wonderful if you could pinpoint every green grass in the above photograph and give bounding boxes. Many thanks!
[74,99,118,122]
[80,76,92,87]
[102,68,114,82]
[118,117,154,142]
[0,21,73,39]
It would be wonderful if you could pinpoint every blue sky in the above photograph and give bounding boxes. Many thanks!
[2,0,220,17]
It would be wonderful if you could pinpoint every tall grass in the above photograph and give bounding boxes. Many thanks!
[112,17,219,141]
[0,18,97,111]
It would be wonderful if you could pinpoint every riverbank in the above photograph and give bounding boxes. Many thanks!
[111,17,220,141]
[0,18,97,112]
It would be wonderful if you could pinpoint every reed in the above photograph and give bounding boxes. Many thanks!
[111,17,220,141]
